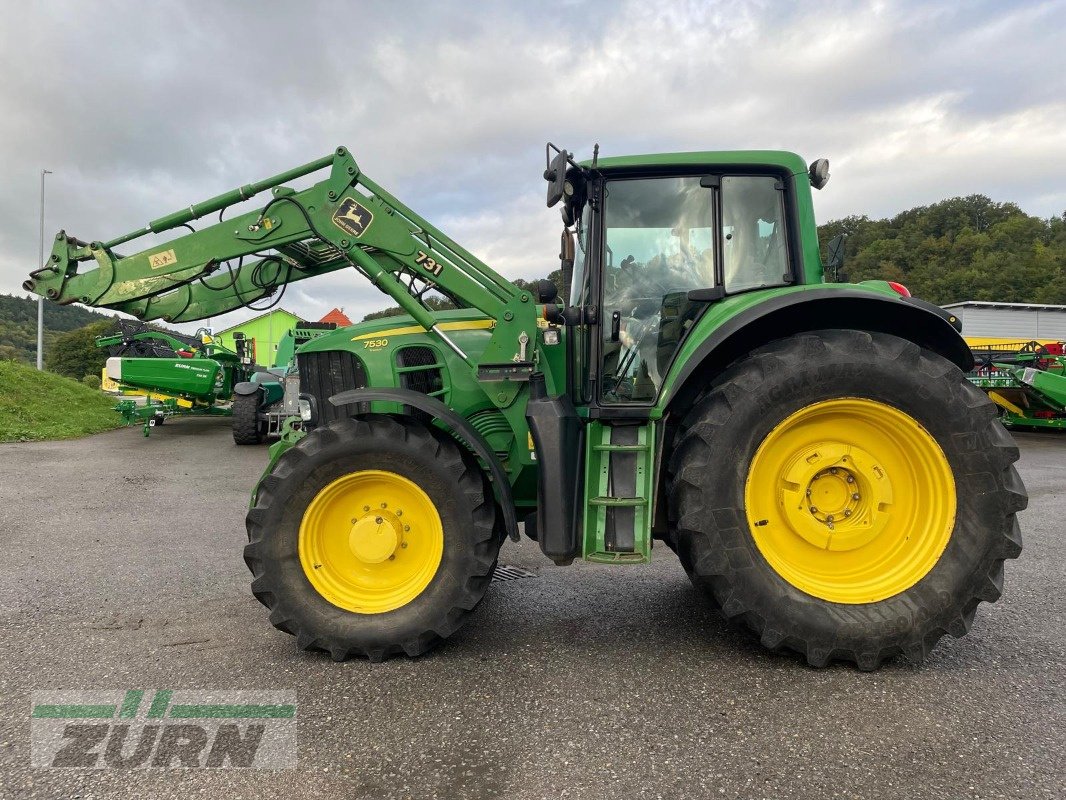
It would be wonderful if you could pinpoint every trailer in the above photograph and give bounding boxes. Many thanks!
[968,340,1066,430]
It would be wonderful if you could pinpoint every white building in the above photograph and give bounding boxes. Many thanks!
[942,301,1066,342]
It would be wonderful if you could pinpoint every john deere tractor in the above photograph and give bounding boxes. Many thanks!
[25,144,1025,668]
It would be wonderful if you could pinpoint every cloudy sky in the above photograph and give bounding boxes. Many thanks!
[2,0,1064,330]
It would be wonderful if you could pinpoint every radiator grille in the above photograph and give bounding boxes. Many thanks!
[297,350,368,424]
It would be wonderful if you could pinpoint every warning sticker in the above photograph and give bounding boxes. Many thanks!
[148,249,177,269]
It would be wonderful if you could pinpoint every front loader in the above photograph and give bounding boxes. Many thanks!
[25,144,1026,669]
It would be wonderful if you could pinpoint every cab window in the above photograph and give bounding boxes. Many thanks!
[600,176,716,403]
[722,176,789,292]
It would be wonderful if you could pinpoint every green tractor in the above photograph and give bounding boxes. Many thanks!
[25,144,1025,669]
[230,321,339,445]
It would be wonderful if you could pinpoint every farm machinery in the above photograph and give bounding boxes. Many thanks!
[230,320,338,444]
[24,144,1026,669]
[97,321,249,435]
[968,340,1066,430]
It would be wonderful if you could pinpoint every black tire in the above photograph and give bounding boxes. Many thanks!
[244,415,501,661]
[667,330,1026,670]
[232,392,265,445]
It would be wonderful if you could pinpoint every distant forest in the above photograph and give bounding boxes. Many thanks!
[818,195,1066,305]
[0,294,113,365]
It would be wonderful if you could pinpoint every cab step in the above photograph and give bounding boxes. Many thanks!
[582,420,656,563]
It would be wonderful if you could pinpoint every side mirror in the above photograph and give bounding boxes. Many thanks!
[544,147,570,208]
[826,234,846,281]
[808,158,830,190]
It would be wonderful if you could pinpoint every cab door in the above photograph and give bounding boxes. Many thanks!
[597,175,719,405]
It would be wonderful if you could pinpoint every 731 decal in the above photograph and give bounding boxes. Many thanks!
[414,250,444,276]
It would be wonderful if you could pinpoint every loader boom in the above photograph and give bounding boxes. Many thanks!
[25,147,537,367]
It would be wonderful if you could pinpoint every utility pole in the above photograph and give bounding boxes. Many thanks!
[37,169,52,370]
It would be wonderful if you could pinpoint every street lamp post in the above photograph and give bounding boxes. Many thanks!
[37,169,52,370]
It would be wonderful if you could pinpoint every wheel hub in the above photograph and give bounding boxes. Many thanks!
[777,442,892,552]
[348,513,401,564]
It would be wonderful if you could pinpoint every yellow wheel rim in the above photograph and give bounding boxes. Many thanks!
[299,470,443,614]
[744,398,956,604]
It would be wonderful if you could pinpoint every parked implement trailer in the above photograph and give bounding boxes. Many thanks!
[25,145,1026,669]
[98,321,250,435]
[969,340,1066,430]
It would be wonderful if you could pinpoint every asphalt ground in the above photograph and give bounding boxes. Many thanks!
[0,420,1062,799]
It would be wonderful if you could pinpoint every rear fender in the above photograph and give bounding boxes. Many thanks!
[661,288,971,414]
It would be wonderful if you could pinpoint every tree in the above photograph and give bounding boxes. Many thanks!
[818,196,1066,306]
[45,320,119,379]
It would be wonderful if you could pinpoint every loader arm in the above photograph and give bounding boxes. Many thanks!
[25,147,539,368]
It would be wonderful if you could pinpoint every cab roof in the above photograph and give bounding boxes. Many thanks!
[582,150,809,175]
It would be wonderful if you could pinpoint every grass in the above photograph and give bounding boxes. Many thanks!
[0,361,123,442]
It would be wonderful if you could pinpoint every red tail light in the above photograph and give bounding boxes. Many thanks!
[887,281,911,297]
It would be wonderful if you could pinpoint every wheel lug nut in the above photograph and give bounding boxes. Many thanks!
[388,555,395,560]
[363,506,370,512]
[404,525,410,532]
[846,476,854,483]
[844,509,852,517]
[381,503,387,508]
[401,542,408,548]
[810,506,818,513]
[827,515,834,522]
[852,493,860,501]
[830,468,838,475]
[351,518,357,524]
[806,489,811,496]
[396,510,402,517]
[375,517,383,524]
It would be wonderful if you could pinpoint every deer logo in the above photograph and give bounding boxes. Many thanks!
[332,197,374,238]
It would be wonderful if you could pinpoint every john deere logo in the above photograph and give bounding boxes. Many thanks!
[332,197,374,238]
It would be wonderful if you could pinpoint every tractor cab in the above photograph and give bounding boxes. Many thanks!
[545,144,827,407]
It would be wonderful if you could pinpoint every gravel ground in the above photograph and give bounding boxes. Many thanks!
[0,419,1062,799]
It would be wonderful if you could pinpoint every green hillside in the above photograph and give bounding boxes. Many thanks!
[0,293,115,365]
[0,360,121,442]
[818,195,1066,305]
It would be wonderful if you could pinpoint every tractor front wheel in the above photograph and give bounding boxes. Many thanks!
[232,392,265,445]
[667,329,1026,669]
[244,415,500,661]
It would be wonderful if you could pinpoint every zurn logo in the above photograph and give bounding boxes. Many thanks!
[31,690,296,768]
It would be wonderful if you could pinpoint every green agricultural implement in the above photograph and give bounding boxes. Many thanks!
[969,341,1066,430]
[25,144,1026,669]
[98,321,249,435]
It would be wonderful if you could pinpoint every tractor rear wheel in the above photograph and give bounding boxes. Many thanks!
[232,392,265,445]
[244,415,500,661]
[667,329,1026,670]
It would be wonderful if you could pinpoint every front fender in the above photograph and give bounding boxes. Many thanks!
[328,387,519,542]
